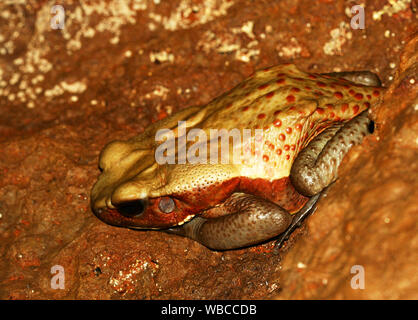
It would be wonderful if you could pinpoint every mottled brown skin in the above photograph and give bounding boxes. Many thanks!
[91,64,382,250]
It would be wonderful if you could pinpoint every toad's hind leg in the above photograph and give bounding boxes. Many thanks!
[290,110,372,197]
[274,110,373,248]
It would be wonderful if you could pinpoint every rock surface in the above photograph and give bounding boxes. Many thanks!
[0,0,416,299]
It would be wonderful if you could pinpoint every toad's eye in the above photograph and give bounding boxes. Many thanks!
[116,199,147,217]
[158,197,176,214]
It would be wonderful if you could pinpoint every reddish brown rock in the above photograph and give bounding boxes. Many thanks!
[0,0,416,299]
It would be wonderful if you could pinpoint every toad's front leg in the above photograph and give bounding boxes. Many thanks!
[274,109,373,248]
[165,192,319,250]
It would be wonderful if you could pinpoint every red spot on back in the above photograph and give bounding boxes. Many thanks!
[277,73,285,77]
[286,127,292,134]
[316,81,326,87]
[279,133,286,141]
[276,78,285,85]
[326,103,334,109]
[291,87,301,93]
[353,104,360,114]
[276,148,282,155]
[286,95,295,103]
[341,103,348,113]
[258,83,269,90]
[316,107,325,114]
[373,90,380,97]
[242,106,249,111]
[308,74,317,79]
[263,155,269,162]
[285,155,290,160]
[257,113,266,119]
[273,119,282,127]
[266,91,275,99]
[334,91,343,99]
[274,110,281,116]
[349,89,355,95]
[284,144,290,151]
[367,94,371,100]
[354,93,363,100]
[295,124,302,131]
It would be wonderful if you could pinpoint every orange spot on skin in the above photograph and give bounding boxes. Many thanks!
[353,104,360,114]
[329,112,335,118]
[258,83,269,90]
[349,89,355,95]
[334,91,343,99]
[257,113,266,119]
[276,149,282,155]
[291,87,301,93]
[273,119,282,127]
[286,127,292,134]
[308,74,317,79]
[364,102,370,108]
[367,94,372,100]
[373,89,380,97]
[242,106,249,111]
[316,107,325,114]
[285,155,290,160]
[291,144,296,151]
[316,81,326,87]
[289,106,296,111]
[279,134,286,141]
[266,91,275,99]
[295,124,302,131]
[263,155,269,162]
[326,103,334,109]
[284,144,290,151]
[277,73,285,77]
[274,110,281,116]
[286,95,295,103]
[276,78,285,85]
[341,103,348,113]
[354,93,363,100]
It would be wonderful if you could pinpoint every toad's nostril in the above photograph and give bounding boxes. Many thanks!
[116,199,147,217]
